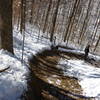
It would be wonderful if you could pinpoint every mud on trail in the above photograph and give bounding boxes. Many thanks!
[26,49,98,100]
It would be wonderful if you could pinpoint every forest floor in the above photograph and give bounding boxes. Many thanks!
[13,24,100,100]
[0,25,100,100]
[27,48,100,100]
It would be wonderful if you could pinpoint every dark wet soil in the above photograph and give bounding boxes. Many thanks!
[24,49,98,100]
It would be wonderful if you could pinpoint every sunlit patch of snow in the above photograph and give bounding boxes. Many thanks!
[58,42,80,50]
[58,48,84,55]
[52,75,58,78]
[56,79,61,85]
[80,78,100,97]
[47,77,61,86]
[47,78,54,84]
[13,26,50,62]
[58,58,100,97]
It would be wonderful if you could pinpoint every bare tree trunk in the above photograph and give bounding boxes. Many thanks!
[50,0,60,42]
[34,1,41,25]
[29,0,34,24]
[17,5,21,30]
[91,11,100,45]
[43,0,52,33]
[94,35,100,52]
[66,0,80,43]
[0,0,14,54]
[64,0,80,42]
[78,0,92,44]
[20,0,26,33]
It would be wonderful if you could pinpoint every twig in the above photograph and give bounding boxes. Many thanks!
[0,66,10,73]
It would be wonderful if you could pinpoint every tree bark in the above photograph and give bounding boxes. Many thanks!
[0,0,14,54]
[94,35,100,52]
[78,0,92,44]
[64,0,80,42]
[20,0,26,33]
[50,0,60,42]
[43,0,52,33]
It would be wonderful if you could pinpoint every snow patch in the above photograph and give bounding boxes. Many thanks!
[0,50,28,100]
[58,58,100,97]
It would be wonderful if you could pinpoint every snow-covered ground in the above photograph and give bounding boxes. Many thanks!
[58,58,100,98]
[0,50,28,100]
[0,25,49,100]
[0,23,100,100]
[13,25,50,61]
